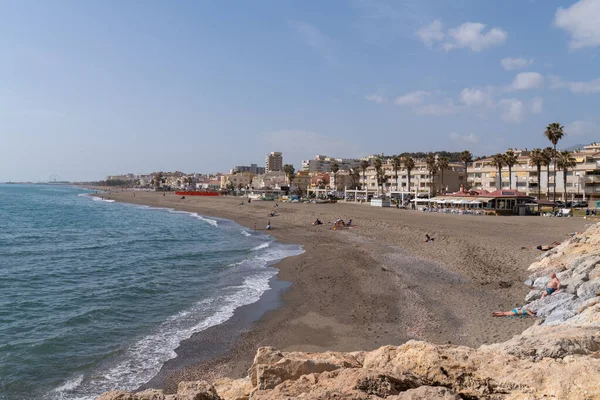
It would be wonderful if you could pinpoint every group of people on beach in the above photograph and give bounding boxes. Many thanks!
[312,217,352,229]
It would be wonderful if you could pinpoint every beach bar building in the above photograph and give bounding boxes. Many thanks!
[428,189,535,215]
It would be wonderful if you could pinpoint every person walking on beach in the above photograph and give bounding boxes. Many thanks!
[541,273,561,298]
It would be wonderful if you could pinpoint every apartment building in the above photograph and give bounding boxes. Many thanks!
[301,155,361,173]
[220,172,252,189]
[265,152,283,172]
[467,145,600,199]
[359,159,465,195]
[230,163,265,175]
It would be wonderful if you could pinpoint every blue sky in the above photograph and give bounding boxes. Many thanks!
[1,0,599,181]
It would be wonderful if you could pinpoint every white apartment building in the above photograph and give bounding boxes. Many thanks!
[265,152,283,172]
[302,155,362,173]
[358,159,465,195]
[467,144,600,199]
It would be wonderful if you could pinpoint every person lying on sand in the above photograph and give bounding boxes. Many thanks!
[541,272,561,298]
[425,234,435,243]
[493,307,536,317]
[313,219,323,225]
[269,211,276,217]
[566,232,582,237]
[523,241,561,251]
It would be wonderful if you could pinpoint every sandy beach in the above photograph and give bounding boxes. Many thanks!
[99,190,589,394]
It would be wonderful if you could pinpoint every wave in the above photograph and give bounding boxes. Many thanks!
[91,197,115,203]
[190,213,218,227]
[251,242,271,251]
[241,230,251,237]
[49,242,304,400]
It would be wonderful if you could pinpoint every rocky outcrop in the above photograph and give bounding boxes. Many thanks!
[98,224,600,400]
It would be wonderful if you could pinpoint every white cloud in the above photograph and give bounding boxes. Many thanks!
[293,22,335,62]
[459,87,493,107]
[555,0,600,49]
[550,76,600,93]
[416,20,507,51]
[501,57,534,70]
[530,97,544,114]
[415,101,460,116]
[365,94,385,104]
[449,132,480,144]
[416,19,444,47]
[443,22,507,51]
[499,98,525,123]
[565,120,600,136]
[510,72,544,90]
[394,90,431,106]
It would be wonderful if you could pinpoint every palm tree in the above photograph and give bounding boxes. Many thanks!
[557,151,576,203]
[436,156,449,194]
[528,148,544,200]
[503,150,518,190]
[544,122,565,200]
[373,157,383,194]
[283,164,295,186]
[542,147,553,199]
[330,162,339,190]
[459,150,473,189]
[391,156,402,191]
[402,156,415,194]
[491,153,504,190]
[349,168,360,189]
[153,172,164,190]
[425,153,438,196]
[360,160,370,190]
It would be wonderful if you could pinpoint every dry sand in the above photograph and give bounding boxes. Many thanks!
[99,190,589,393]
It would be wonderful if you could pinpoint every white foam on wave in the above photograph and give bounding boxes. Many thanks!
[90,196,115,203]
[241,230,251,237]
[251,242,271,251]
[190,212,218,227]
[53,374,84,396]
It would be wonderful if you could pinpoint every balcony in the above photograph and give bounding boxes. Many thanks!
[585,176,600,183]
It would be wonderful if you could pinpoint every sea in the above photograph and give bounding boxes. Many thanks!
[0,184,302,400]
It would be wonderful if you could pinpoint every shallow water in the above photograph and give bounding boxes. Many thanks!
[0,185,302,400]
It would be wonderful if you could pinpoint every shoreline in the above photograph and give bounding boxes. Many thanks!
[99,190,589,394]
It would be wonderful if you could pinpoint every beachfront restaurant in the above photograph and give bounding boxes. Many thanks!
[428,190,535,215]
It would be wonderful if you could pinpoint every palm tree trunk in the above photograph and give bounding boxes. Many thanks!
[408,172,412,196]
[465,162,468,189]
[564,170,567,204]
[553,145,557,201]
[441,171,444,193]
[537,165,541,200]
[509,167,512,190]
[546,165,550,199]
[498,168,502,190]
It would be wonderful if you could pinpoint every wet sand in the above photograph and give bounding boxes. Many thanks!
[100,190,589,393]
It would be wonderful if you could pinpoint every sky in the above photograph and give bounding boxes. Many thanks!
[1,0,599,182]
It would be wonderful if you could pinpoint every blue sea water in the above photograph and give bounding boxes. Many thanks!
[0,184,302,400]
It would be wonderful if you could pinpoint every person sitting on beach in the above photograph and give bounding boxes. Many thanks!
[269,211,276,217]
[313,219,323,225]
[493,307,536,317]
[541,272,561,298]
[425,234,434,243]
[334,218,346,228]
[347,219,352,227]
[266,220,271,230]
